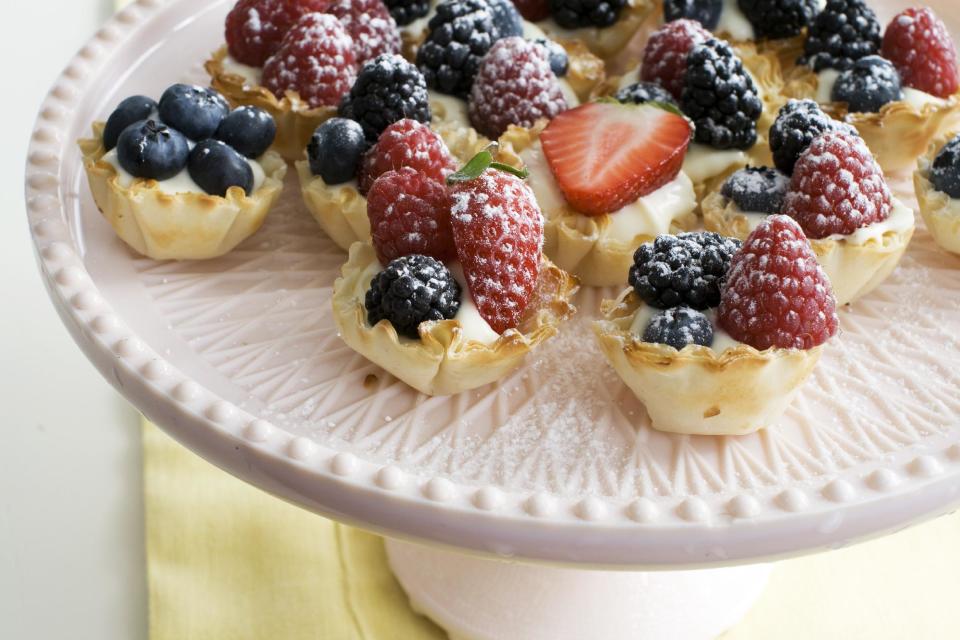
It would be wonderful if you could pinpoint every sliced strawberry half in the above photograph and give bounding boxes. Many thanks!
[539,101,692,217]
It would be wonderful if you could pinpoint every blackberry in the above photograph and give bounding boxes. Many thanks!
[663,0,722,31]
[365,255,462,339]
[931,135,960,199]
[801,0,881,72]
[550,0,627,29]
[831,55,902,113]
[339,54,431,143]
[721,167,788,214]
[737,0,818,39]
[534,38,570,77]
[383,0,431,26]
[416,0,500,98]
[769,99,856,174]
[629,232,741,310]
[643,306,714,350]
[615,81,678,107]
[680,39,762,150]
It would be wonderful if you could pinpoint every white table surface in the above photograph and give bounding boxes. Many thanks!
[2,2,960,640]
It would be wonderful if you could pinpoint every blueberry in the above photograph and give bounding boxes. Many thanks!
[158,83,230,141]
[721,167,789,214]
[486,0,523,37]
[615,81,677,106]
[214,106,277,158]
[307,118,367,184]
[533,38,569,77]
[642,306,714,350]
[116,119,189,181]
[931,135,960,199]
[187,139,254,197]
[103,95,157,151]
[831,55,903,113]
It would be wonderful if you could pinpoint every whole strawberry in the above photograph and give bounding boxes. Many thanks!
[358,119,456,194]
[225,0,332,67]
[326,0,401,67]
[641,19,711,100]
[448,151,544,333]
[719,215,838,351]
[882,7,959,99]
[367,168,457,265]
[468,37,568,139]
[783,131,892,238]
[262,13,357,108]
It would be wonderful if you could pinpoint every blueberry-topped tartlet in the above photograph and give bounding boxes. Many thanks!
[332,148,577,395]
[915,132,960,256]
[79,84,286,260]
[594,218,837,435]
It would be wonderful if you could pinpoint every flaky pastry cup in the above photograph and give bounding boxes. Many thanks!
[206,46,337,162]
[593,289,822,435]
[333,243,579,396]
[295,124,489,251]
[782,63,960,174]
[497,123,698,286]
[79,122,287,261]
[915,132,960,256]
[702,192,915,305]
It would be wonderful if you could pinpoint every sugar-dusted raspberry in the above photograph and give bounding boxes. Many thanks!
[358,119,456,194]
[367,168,457,265]
[261,13,356,108]
[326,0,401,67]
[718,215,838,351]
[783,131,891,239]
[225,0,332,67]
[449,164,544,333]
[882,7,959,99]
[468,37,568,139]
[641,19,712,100]
[513,0,550,21]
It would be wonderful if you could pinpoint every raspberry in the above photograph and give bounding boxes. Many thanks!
[449,166,544,333]
[882,7,959,99]
[326,0,401,67]
[718,215,838,350]
[367,168,457,265]
[358,119,456,194]
[769,99,856,175]
[641,19,711,101]
[225,0,331,67]
[365,255,461,339]
[513,0,550,21]
[783,131,892,239]
[262,13,356,108]
[468,37,568,139]
[629,232,741,310]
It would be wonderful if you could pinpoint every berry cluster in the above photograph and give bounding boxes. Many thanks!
[641,21,761,150]
[103,84,276,197]
[363,145,545,337]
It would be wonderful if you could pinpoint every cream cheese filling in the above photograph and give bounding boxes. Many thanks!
[102,147,266,196]
[629,303,744,353]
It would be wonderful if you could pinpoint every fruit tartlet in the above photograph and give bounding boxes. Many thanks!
[332,150,578,395]
[411,3,606,136]
[594,217,838,435]
[612,20,768,196]
[207,0,404,160]
[703,100,915,305]
[781,3,960,174]
[914,132,960,256]
[79,85,286,260]
[298,34,592,250]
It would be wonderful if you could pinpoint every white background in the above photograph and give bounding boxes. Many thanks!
[1,2,147,639]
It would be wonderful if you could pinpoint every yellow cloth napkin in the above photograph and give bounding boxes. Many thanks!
[144,418,960,640]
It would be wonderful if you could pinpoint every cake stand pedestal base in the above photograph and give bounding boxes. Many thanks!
[386,539,772,640]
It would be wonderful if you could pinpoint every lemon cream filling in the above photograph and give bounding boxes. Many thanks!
[629,303,744,353]
[520,139,697,236]
[447,262,500,344]
[221,55,263,89]
[681,144,748,184]
[101,148,266,196]
[716,0,754,41]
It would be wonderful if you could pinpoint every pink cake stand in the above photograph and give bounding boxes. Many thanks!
[26,0,960,637]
